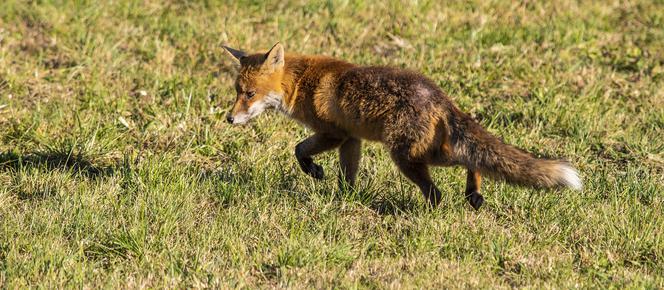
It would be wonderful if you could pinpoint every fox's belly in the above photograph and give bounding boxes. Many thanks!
[342,119,384,141]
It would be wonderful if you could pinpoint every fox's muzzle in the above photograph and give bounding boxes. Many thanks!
[225,110,252,125]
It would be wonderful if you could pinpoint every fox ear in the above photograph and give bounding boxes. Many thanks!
[263,42,284,71]
[222,45,247,64]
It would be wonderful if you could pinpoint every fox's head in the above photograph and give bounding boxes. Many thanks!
[222,43,286,125]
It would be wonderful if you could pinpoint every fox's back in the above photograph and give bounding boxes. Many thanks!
[336,66,445,118]
[331,66,451,142]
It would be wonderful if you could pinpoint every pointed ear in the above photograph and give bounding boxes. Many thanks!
[222,45,247,64]
[262,42,284,71]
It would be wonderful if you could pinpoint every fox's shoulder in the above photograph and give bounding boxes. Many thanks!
[286,54,355,72]
[288,54,438,95]
[342,65,425,78]
[339,65,438,90]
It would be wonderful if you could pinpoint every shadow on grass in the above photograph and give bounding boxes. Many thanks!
[0,150,115,179]
[322,184,425,216]
[199,164,425,215]
[370,196,424,216]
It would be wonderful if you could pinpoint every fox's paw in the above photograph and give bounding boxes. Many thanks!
[466,192,484,210]
[304,163,325,179]
[296,155,325,180]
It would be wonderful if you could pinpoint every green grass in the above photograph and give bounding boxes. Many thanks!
[0,0,662,288]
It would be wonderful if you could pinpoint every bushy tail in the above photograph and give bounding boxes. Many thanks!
[454,120,582,190]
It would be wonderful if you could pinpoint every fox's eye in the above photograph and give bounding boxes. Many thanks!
[246,91,256,99]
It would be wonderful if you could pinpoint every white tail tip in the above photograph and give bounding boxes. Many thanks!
[559,164,582,190]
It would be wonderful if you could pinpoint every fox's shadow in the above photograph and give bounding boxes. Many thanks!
[200,164,424,215]
[0,150,115,179]
[369,195,424,216]
[304,181,426,216]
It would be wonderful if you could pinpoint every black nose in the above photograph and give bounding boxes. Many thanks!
[226,116,234,124]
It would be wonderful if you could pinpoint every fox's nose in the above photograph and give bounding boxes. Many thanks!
[226,115,234,124]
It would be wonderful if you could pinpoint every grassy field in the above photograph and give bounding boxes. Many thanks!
[0,0,663,288]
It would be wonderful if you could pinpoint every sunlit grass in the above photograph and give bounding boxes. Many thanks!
[0,0,662,288]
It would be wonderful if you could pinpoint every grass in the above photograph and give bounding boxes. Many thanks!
[0,0,662,288]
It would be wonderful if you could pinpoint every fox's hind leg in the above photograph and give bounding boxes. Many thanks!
[338,138,361,188]
[465,169,484,210]
[391,153,442,207]
[295,133,345,179]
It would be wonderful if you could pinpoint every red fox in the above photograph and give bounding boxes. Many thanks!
[222,43,581,210]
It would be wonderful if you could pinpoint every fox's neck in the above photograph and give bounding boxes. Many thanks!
[279,55,309,112]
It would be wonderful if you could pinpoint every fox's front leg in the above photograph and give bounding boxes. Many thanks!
[295,133,345,179]
[339,138,361,188]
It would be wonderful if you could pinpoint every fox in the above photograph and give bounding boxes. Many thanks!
[222,42,582,210]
